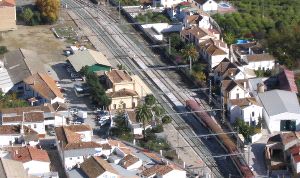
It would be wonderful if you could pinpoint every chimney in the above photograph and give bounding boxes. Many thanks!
[257,83,265,93]
[244,81,247,89]
[77,163,80,168]
[160,150,163,156]
[183,162,186,168]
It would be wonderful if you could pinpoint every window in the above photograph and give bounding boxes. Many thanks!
[77,157,80,159]
[236,93,239,99]
[70,158,72,160]
[34,124,37,128]
[252,112,254,117]
[113,104,116,109]
[280,120,296,131]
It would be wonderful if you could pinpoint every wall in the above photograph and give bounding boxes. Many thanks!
[228,85,249,100]
[0,6,16,31]
[76,130,93,142]
[3,122,45,135]
[110,96,138,110]
[0,135,20,146]
[229,105,241,123]
[99,171,119,178]
[64,156,84,170]
[243,105,263,125]
[126,159,142,170]
[24,161,50,175]
[247,60,275,70]
[250,133,262,143]
[160,0,185,8]
[210,54,229,68]
[267,112,300,133]
[202,0,218,12]
[158,169,186,178]
[114,82,135,92]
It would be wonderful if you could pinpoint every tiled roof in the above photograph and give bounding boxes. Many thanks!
[81,156,118,177]
[222,79,248,92]
[0,158,28,178]
[107,139,127,148]
[126,109,137,124]
[0,125,38,135]
[281,132,298,146]
[290,145,300,155]
[181,26,214,41]
[229,97,259,107]
[55,125,101,150]
[100,143,112,150]
[2,112,44,123]
[107,88,138,98]
[11,147,50,163]
[186,14,202,25]
[278,69,298,93]
[0,0,15,6]
[293,154,300,163]
[106,70,132,83]
[23,73,64,100]
[0,104,54,114]
[246,53,275,62]
[119,154,140,168]
[213,58,236,74]
[141,165,175,177]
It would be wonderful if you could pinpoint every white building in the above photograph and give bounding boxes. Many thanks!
[119,154,142,170]
[244,53,275,71]
[258,90,300,133]
[190,0,218,12]
[0,60,13,93]
[228,97,263,125]
[221,79,250,103]
[10,146,50,176]
[125,110,151,135]
[156,0,186,8]
[0,125,39,146]
[183,13,211,29]
[55,125,103,170]
[199,38,229,68]
[290,145,300,174]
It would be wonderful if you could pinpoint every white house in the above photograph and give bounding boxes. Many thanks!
[119,154,142,170]
[228,97,263,125]
[258,90,300,133]
[0,60,13,93]
[1,111,46,135]
[190,0,218,12]
[55,125,103,170]
[125,110,151,135]
[180,26,219,44]
[244,53,275,71]
[11,146,50,176]
[23,73,65,105]
[199,38,229,68]
[156,0,185,8]
[212,58,245,82]
[183,13,211,29]
[80,156,120,178]
[0,125,39,146]
[141,164,186,178]
[221,79,250,103]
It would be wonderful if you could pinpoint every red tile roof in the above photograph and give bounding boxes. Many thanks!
[293,154,300,163]
[11,147,50,163]
[0,0,15,6]
[2,112,44,123]
[290,145,300,155]
[279,69,298,93]
[0,125,37,135]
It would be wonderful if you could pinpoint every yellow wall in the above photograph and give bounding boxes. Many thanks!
[0,6,17,31]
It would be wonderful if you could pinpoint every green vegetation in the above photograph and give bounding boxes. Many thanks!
[36,0,60,23]
[0,92,28,109]
[119,0,139,6]
[254,69,272,77]
[80,66,111,108]
[233,118,261,141]
[145,94,156,106]
[162,115,172,124]
[213,0,300,68]
[135,11,171,23]
[0,46,8,55]
[110,114,134,142]
[20,8,42,26]
[136,103,152,139]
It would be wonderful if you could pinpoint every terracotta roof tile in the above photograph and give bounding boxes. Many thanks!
[246,53,275,62]
[2,112,44,123]
[0,125,38,135]
[11,147,50,163]
[0,104,54,114]
[81,156,118,177]
[119,154,140,168]
[106,70,132,83]
[141,165,175,177]
[107,88,138,98]
[0,0,15,6]
[229,97,259,107]
[23,73,64,100]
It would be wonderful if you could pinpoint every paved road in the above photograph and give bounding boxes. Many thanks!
[61,0,241,177]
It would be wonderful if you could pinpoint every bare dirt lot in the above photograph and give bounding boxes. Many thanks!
[0,10,78,64]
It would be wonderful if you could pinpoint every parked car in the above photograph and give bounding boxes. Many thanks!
[71,73,80,78]
[48,130,56,136]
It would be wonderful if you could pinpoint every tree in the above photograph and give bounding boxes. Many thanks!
[181,43,198,62]
[0,92,28,109]
[136,104,152,140]
[36,0,60,23]
[0,46,8,55]
[145,94,156,106]
[21,8,34,25]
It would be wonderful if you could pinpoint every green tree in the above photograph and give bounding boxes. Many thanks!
[22,8,34,25]
[36,0,60,23]
[136,103,152,140]
[145,94,156,106]
[181,43,198,62]
[0,92,28,109]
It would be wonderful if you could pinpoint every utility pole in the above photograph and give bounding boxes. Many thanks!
[168,37,171,54]
[118,0,121,21]
[189,56,192,74]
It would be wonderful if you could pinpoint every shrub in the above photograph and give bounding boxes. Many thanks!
[162,116,172,124]
[0,46,8,55]
[151,124,164,133]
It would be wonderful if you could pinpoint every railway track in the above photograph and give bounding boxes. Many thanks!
[62,0,241,177]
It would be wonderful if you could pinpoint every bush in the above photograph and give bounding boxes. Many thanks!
[0,46,8,55]
[151,124,164,133]
[162,116,172,124]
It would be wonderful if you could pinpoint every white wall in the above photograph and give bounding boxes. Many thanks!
[157,169,186,178]
[65,156,85,170]
[266,112,300,133]
[98,171,119,178]
[126,159,142,170]
[0,135,19,146]
[292,157,300,173]
[202,0,218,12]
[246,60,275,71]
[242,105,263,125]
[51,97,65,104]
[3,122,45,135]
[228,85,249,100]
[160,0,185,8]
[210,54,229,68]
[24,161,50,175]
[76,130,92,142]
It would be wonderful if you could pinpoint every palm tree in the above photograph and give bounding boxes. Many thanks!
[181,43,198,72]
[136,103,152,140]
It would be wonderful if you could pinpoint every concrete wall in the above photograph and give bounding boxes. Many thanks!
[202,0,218,12]
[0,6,16,31]
[110,96,138,110]
[0,135,20,146]
[246,60,275,70]
[24,161,50,175]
